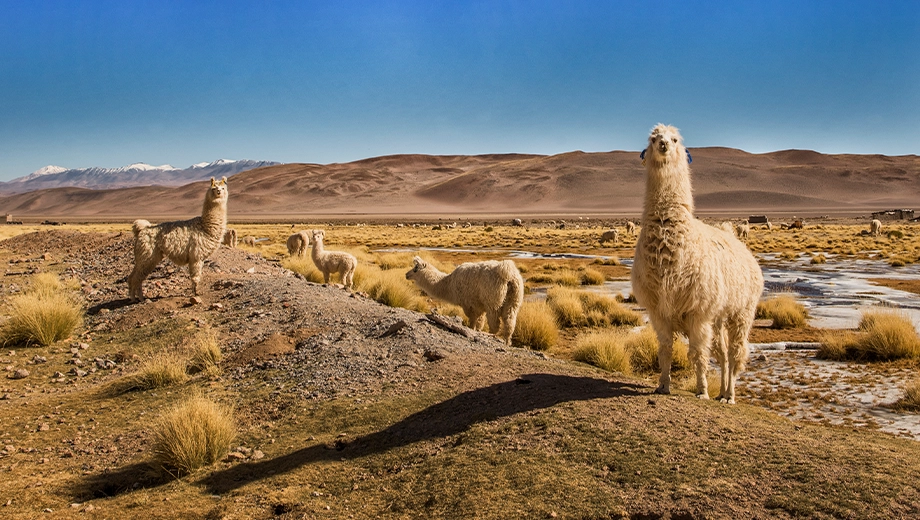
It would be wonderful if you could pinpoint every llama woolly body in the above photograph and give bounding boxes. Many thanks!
[405,256,524,345]
[870,219,882,237]
[310,229,357,288]
[631,124,763,403]
[128,177,228,301]
[287,230,311,257]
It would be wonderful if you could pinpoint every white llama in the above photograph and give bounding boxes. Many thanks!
[631,125,763,403]
[287,230,311,257]
[870,219,882,237]
[599,229,620,244]
[221,228,238,248]
[625,221,638,235]
[405,256,524,345]
[310,229,357,288]
[128,177,229,301]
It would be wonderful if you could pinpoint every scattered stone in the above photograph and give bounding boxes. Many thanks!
[0,393,10,400]
[210,303,223,310]
[246,267,256,274]
[78,342,89,350]
[83,504,95,512]
[10,368,29,379]
[189,296,203,306]
[226,451,246,461]
[38,423,50,432]
[236,446,252,456]
[41,253,52,261]
[251,450,264,460]
[52,372,65,378]
[423,349,446,362]
[68,368,88,377]
[31,355,47,364]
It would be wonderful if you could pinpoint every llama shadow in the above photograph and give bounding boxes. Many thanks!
[70,461,166,501]
[200,373,644,494]
[86,298,136,315]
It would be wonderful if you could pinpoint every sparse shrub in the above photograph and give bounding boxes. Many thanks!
[626,327,690,373]
[580,268,606,286]
[360,269,428,312]
[756,294,808,329]
[573,331,633,375]
[818,310,920,361]
[780,251,797,260]
[889,256,909,267]
[592,257,620,266]
[374,252,415,271]
[888,230,904,240]
[554,269,581,287]
[187,330,222,375]
[152,395,236,476]
[546,287,641,328]
[512,301,560,351]
[484,226,494,232]
[894,379,920,411]
[547,287,585,327]
[810,254,827,264]
[1,274,83,347]
[122,353,189,391]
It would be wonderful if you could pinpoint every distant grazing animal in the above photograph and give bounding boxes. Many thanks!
[789,220,804,229]
[735,222,750,241]
[625,221,638,235]
[310,229,357,288]
[221,228,238,248]
[405,256,524,345]
[512,218,524,227]
[599,229,620,244]
[286,230,311,257]
[870,219,882,237]
[631,124,763,404]
[239,236,257,246]
[128,177,229,301]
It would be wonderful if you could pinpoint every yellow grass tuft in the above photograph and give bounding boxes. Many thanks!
[580,268,606,286]
[281,255,325,283]
[122,352,189,391]
[894,379,920,411]
[626,327,690,373]
[818,310,920,361]
[546,287,641,328]
[358,268,428,312]
[572,331,633,375]
[152,395,236,476]
[1,274,83,347]
[511,301,559,351]
[187,329,222,375]
[756,294,809,329]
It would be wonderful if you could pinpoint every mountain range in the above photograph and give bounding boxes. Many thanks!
[0,159,279,194]
[0,148,917,219]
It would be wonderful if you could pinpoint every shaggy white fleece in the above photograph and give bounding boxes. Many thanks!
[310,229,357,288]
[631,125,763,403]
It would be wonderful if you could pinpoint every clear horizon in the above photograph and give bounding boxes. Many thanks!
[1,0,918,181]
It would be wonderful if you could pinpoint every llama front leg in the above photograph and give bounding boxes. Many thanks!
[651,317,674,394]
[712,323,730,401]
[466,308,485,331]
[188,261,204,296]
[687,322,715,400]
[128,251,163,302]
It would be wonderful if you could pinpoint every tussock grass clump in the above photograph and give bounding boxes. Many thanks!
[359,268,428,312]
[573,331,632,375]
[580,268,606,286]
[281,255,325,283]
[187,330,222,375]
[810,254,827,264]
[894,380,920,411]
[1,274,83,347]
[592,257,620,266]
[152,395,236,476]
[374,252,415,271]
[573,327,690,376]
[122,352,189,391]
[546,287,641,328]
[511,301,559,351]
[818,310,920,361]
[756,294,808,329]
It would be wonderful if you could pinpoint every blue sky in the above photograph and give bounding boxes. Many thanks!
[1,0,918,180]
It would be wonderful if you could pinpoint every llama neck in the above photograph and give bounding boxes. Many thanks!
[412,267,450,299]
[643,159,695,224]
[200,197,227,238]
[311,239,325,259]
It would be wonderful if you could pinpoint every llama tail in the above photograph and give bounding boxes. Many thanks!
[498,260,525,344]
[132,219,152,236]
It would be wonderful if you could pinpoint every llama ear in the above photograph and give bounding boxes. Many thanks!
[221,176,227,185]
[412,256,424,266]
[210,177,216,187]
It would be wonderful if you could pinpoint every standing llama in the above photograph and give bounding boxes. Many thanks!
[287,230,311,257]
[405,256,524,345]
[599,229,620,244]
[128,177,229,301]
[870,219,882,237]
[310,229,357,288]
[221,228,238,248]
[631,125,763,404]
[625,221,638,235]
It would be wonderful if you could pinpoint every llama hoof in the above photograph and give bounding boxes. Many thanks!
[654,386,670,395]
[695,393,710,400]
[718,397,736,404]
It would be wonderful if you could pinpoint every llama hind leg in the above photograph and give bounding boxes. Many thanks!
[687,321,715,400]
[466,308,485,331]
[722,318,751,404]
[188,261,204,296]
[128,251,163,301]
[711,322,731,401]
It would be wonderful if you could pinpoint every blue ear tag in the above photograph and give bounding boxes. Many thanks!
[686,149,692,164]
[639,149,646,161]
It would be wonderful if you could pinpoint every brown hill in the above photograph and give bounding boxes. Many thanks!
[1,148,918,219]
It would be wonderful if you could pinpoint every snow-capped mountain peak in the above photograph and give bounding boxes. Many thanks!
[15,165,68,182]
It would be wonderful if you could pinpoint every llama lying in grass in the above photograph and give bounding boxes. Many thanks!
[128,177,229,301]
[631,124,763,404]
[599,229,620,244]
[870,219,882,237]
[221,228,238,248]
[405,256,524,345]
[310,229,357,288]
[286,230,310,257]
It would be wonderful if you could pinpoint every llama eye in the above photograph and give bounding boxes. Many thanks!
[672,138,677,143]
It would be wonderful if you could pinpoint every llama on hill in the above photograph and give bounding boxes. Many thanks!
[405,256,523,345]
[128,177,229,301]
[310,229,357,288]
[631,125,763,404]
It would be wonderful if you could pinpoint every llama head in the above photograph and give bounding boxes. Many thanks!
[208,176,229,204]
[311,229,325,242]
[645,124,686,166]
[405,256,428,280]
